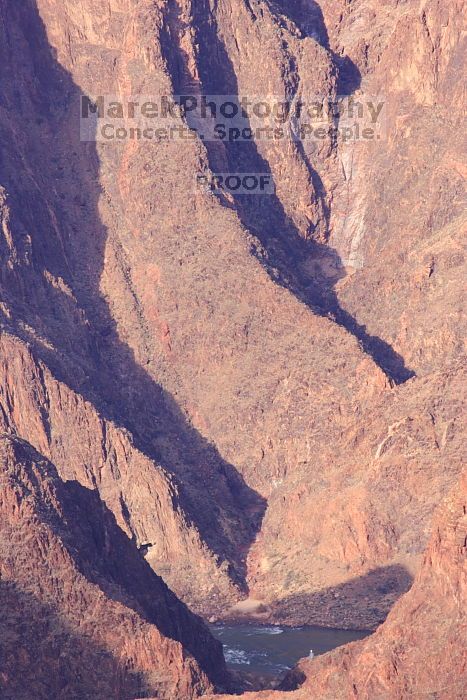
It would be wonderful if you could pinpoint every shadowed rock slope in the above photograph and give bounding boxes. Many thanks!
[0,434,228,700]
[209,471,467,699]
[0,0,465,642]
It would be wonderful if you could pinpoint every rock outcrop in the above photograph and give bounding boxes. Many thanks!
[208,472,467,698]
[0,434,228,699]
[299,472,467,698]
[0,0,464,694]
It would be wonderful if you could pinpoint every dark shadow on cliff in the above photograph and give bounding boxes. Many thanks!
[0,0,266,595]
[58,475,229,687]
[270,0,361,94]
[218,564,413,692]
[1,431,231,691]
[161,0,415,384]
[0,581,146,700]
[270,564,414,631]
[273,565,414,693]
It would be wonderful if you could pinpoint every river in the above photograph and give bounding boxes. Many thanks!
[210,623,370,679]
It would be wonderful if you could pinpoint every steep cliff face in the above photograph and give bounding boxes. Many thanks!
[208,473,467,699]
[0,434,228,699]
[318,0,466,376]
[0,0,269,611]
[248,363,465,628]
[297,472,467,699]
[0,0,464,646]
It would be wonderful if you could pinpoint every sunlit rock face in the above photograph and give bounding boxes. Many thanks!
[0,434,228,699]
[0,0,464,696]
[208,473,467,699]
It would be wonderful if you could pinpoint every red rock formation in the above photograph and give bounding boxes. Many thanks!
[207,472,467,699]
[0,0,464,688]
[0,433,228,699]
[299,472,467,698]
[318,0,466,377]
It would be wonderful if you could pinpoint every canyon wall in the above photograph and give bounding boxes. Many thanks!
[209,472,467,699]
[0,434,228,699]
[0,0,465,694]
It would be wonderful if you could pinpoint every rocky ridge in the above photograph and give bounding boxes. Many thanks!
[0,0,463,630]
[208,472,467,699]
[0,433,228,699]
[0,0,465,696]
